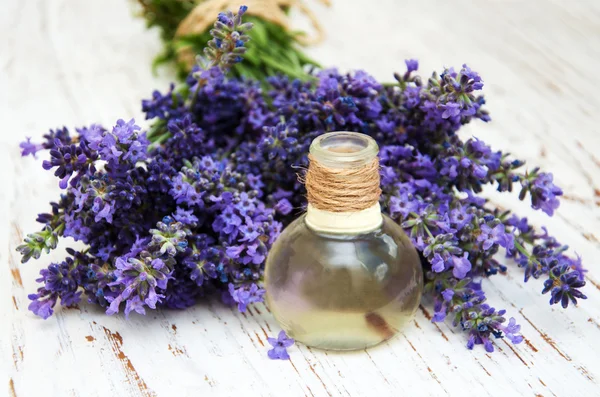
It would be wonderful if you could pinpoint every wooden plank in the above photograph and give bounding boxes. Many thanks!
[2,0,600,396]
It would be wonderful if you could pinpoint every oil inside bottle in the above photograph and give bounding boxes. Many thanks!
[265,214,423,350]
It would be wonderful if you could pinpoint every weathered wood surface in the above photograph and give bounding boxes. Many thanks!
[2,0,600,396]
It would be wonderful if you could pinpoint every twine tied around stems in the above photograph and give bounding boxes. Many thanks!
[303,153,382,213]
[176,0,330,43]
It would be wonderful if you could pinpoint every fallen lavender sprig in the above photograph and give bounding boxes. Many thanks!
[267,330,295,360]
[18,7,586,354]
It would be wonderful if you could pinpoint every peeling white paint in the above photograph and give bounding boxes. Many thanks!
[2,0,600,396]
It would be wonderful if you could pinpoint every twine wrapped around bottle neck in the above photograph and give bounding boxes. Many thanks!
[304,153,382,213]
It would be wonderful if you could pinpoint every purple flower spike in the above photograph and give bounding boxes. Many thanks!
[530,172,563,216]
[267,330,294,360]
[20,137,44,158]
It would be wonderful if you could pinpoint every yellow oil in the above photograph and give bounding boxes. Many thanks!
[265,215,423,350]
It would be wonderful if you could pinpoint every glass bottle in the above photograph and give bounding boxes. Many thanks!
[265,131,423,351]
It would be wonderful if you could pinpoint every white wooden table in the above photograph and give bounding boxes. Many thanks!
[2,0,600,396]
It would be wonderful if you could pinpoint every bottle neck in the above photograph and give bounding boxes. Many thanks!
[305,202,383,234]
[304,131,382,234]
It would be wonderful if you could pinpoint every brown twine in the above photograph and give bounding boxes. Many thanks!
[175,0,330,68]
[303,154,382,212]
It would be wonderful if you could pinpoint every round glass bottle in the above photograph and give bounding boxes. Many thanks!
[265,131,423,350]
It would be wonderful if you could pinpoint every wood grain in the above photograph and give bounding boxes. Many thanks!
[2,0,600,396]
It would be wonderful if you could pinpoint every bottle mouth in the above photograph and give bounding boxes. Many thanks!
[310,131,379,169]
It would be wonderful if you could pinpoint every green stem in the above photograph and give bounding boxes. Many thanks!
[151,132,171,147]
[55,223,65,236]
[513,240,530,258]
[423,223,434,239]
[147,119,167,141]
[513,239,544,270]
[260,55,308,80]
[189,81,202,110]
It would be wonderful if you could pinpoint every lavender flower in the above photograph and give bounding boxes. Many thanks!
[259,122,299,161]
[405,59,419,73]
[106,252,172,317]
[27,249,88,319]
[42,139,97,189]
[452,253,471,279]
[142,83,185,120]
[16,225,61,263]
[542,266,587,308]
[528,172,563,216]
[20,137,44,158]
[20,127,72,158]
[477,224,505,250]
[267,330,294,360]
[274,198,293,215]
[202,6,252,71]
[228,283,265,312]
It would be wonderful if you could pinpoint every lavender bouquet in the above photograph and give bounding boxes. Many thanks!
[137,0,321,80]
[18,6,586,354]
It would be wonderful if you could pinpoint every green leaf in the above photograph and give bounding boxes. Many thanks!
[261,55,306,79]
[250,22,268,47]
